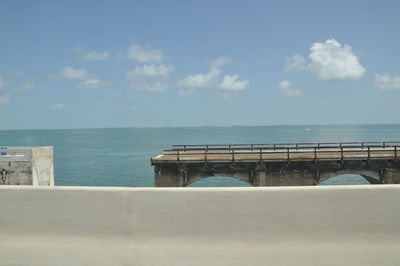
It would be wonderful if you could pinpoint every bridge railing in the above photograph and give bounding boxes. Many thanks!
[157,142,400,165]
[171,141,400,152]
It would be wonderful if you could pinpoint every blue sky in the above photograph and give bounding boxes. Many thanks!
[0,0,399,129]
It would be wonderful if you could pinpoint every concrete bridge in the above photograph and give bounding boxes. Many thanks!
[151,142,400,187]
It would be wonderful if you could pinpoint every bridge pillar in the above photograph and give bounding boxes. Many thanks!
[154,164,185,187]
[253,166,266,186]
[381,167,400,184]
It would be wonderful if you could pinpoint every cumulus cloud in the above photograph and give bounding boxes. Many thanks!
[0,94,10,106]
[177,68,220,88]
[219,75,248,91]
[285,39,365,81]
[279,80,304,96]
[125,63,173,93]
[309,39,365,80]
[127,45,164,63]
[77,79,107,89]
[129,81,168,93]
[51,103,64,110]
[374,74,400,90]
[125,64,175,79]
[177,57,230,88]
[61,66,106,89]
[83,50,109,61]
[61,66,88,79]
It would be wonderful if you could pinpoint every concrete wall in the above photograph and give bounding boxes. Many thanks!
[0,146,54,186]
[1,185,400,266]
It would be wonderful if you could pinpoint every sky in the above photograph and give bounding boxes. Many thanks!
[0,0,399,130]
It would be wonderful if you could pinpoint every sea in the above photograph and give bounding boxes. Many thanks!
[1,124,399,187]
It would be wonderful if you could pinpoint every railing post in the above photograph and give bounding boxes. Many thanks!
[177,150,180,166]
[274,144,276,151]
[259,148,263,165]
[184,145,187,152]
[251,144,254,151]
[314,147,317,164]
[383,142,386,149]
[368,146,371,161]
[287,148,290,163]
[341,147,344,163]
[395,146,398,159]
[204,148,208,165]
[232,149,235,166]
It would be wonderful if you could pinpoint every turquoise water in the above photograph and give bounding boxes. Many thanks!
[1,124,399,187]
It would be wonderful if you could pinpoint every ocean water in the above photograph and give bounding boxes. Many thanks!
[1,124,399,187]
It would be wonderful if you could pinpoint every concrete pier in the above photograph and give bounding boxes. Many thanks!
[0,146,54,186]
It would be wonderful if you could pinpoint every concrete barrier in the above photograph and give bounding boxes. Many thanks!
[0,185,400,265]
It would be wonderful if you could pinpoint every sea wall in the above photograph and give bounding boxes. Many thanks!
[0,185,400,266]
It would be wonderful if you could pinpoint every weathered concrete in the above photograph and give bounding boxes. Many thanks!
[153,142,400,188]
[0,146,54,186]
[1,185,400,266]
[154,159,400,187]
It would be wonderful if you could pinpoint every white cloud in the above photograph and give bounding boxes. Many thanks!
[178,88,196,97]
[285,55,308,71]
[61,66,88,79]
[77,79,107,89]
[309,39,365,80]
[125,64,175,79]
[0,94,10,105]
[127,45,164,63]
[285,39,365,81]
[61,66,107,89]
[210,57,231,69]
[374,74,400,90]
[129,81,168,93]
[279,80,304,96]
[177,57,232,89]
[83,50,109,61]
[177,68,220,88]
[51,103,64,110]
[219,75,248,91]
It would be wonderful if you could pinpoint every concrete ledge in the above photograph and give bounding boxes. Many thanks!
[1,185,400,265]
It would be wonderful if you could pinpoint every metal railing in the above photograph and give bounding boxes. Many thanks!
[156,142,400,166]
[170,141,400,151]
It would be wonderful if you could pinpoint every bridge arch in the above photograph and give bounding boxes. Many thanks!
[188,175,252,187]
[318,170,382,185]
[186,172,252,187]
